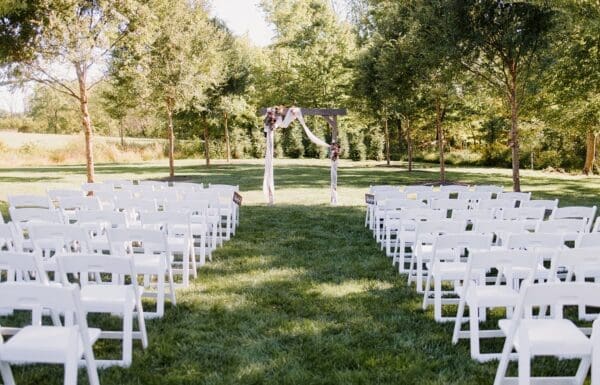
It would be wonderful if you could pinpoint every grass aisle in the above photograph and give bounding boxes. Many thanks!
[99,205,493,385]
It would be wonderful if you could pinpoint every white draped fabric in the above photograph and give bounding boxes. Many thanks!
[263,107,338,205]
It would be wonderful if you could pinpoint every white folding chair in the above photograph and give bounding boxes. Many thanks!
[505,233,566,281]
[141,211,196,287]
[369,191,407,230]
[548,247,600,321]
[407,219,468,292]
[114,198,157,224]
[57,196,103,223]
[163,200,212,263]
[375,199,426,244]
[439,184,470,194]
[47,189,84,202]
[107,228,176,318]
[81,182,114,194]
[57,253,148,367]
[452,249,538,362]
[422,233,493,322]
[576,232,600,248]
[500,207,545,231]
[537,218,588,243]
[403,185,434,195]
[430,198,470,218]
[494,282,600,385]
[0,283,100,385]
[0,224,20,252]
[416,191,451,207]
[551,206,597,232]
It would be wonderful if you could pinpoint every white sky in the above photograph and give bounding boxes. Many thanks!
[0,0,275,114]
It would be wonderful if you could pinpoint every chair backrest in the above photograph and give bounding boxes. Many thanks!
[501,207,545,221]
[369,185,399,194]
[140,211,192,237]
[81,182,114,193]
[467,249,539,282]
[536,218,588,234]
[415,219,468,237]
[477,199,517,210]
[472,219,526,234]
[521,199,559,211]
[456,191,493,202]
[0,251,48,284]
[75,210,129,228]
[113,198,157,220]
[28,224,91,253]
[172,182,204,193]
[57,253,139,288]
[549,247,600,282]
[9,207,64,225]
[432,233,493,262]
[400,208,447,222]
[8,195,54,210]
[451,208,495,221]
[163,199,210,214]
[47,189,84,200]
[472,185,504,195]
[550,206,597,232]
[374,191,407,203]
[104,179,134,189]
[403,185,434,194]
[57,196,103,211]
[518,282,600,316]
[497,192,531,206]
[430,199,470,211]
[439,184,470,193]
[207,183,239,192]
[378,199,427,211]
[107,228,168,255]
[505,232,565,251]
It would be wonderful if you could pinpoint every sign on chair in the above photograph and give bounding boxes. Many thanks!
[233,192,243,206]
[365,193,375,205]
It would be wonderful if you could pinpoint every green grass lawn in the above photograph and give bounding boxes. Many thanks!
[0,159,598,384]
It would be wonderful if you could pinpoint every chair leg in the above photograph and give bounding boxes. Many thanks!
[135,295,148,348]
[0,362,15,385]
[156,273,165,317]
[518,344,531,385]
[469,304,482,360]
[189,241,197,278]
[574,356,591,385]
[182,249,189,288]
[452,298,466,344]
[123,306,133,367]
[64,352,78,385]
[434,277,442,321]
[167,266,176,306]
[422,274,432,310]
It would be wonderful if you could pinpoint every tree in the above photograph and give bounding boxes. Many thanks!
[118,0,227,175]
[1,0,143,182]
[455,0,555,190]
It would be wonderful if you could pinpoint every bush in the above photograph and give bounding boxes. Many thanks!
[348,132,366,161]
[365,130,385,161]
[478,142,511,167]
[282,125,304,158]
[250,129,266,158]
[229,127,251,159]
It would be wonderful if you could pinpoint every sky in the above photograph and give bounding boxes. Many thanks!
[0,0,275,113]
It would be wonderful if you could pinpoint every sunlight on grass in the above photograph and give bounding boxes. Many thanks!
[310,280,394,298]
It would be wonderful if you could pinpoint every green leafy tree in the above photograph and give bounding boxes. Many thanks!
[0,0,144,182]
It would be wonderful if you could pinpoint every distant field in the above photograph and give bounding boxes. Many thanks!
[0,130,165,149]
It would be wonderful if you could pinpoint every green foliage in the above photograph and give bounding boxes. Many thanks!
[348,131,366,161]
[364,128,384,161]
[281,125,304,158]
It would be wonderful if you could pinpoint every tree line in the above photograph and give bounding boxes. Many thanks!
[1,0,598,190]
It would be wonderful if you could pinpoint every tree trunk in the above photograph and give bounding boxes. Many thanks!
[76,64,95,183]
[583,129,596,175]
[384,115,390,166]
[204,116,210,166]
[166,103,175,177]
[436,97,445,183]
[508,63,521,192]
[224,111,231,163]
[406,118,413,172]
[396,119,403,153]
[119,118,125,147]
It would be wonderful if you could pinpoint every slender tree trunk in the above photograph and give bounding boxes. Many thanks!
[76,64,95,183]
[396,119,403,153]
[384,115,390,166]
[203,116,210,166]
[166,102,175,178]
[583,129,596,175]
[406,118,413,172]
[119,118,125,147]
[224,111,231,163]
[436,97,445,183]
[508,63,521,192]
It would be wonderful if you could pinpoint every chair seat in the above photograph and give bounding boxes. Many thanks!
[466,286,519,307]
[81,285,137,313]
[499,318,591,357]
[0,326,101,363]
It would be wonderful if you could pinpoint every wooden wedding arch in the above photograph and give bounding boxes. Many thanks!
[260,107,347,205]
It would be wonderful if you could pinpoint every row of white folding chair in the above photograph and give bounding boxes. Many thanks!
[0,250,148,370]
